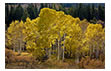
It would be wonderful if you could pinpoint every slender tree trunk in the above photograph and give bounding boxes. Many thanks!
[89,45,92,57]
[20,42,21,54]
[18,49,20,54]
[13,47,15,52]
[77,56,79,63]
[19,31,24,54]
[57,32,61,61]
[20,38,22,54]
[62,34,65,61]
[93,45,95,53]
[62,44,64,61]
[49,47,51,57]
[18,40,21,54]
[52,46,54,55]
[70,45,71,57]
[18,41,20,54]
[83,52,85,57]
[75,51,79,64]
[92,45,95,58]
[102,42,105,55]
[58,39,60,60]
[96,45,99,59]
[13,44,15,52]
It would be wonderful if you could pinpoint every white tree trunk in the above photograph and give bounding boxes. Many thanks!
[62,34,65,61]
[13,43,15,52]
[49,48,51,57]
[58,40,60,60]
[75,51,79,64]
[13,46,15,52]
[62,45,64,61]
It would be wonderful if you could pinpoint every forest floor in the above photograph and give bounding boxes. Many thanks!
[6,61,80,69]
[5,48,105,69]
[5,51,80,69]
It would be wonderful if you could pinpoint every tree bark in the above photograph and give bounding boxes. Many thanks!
[18,39,21,54]
[96,45,99,59]
[62,44,64,61]
[13,43,15,52]
[58,39,60,60]
[89,45,92,57]
[49,47,51,57]
[75,51,79,64]
[62,34,65,61]
[13,47,15,52]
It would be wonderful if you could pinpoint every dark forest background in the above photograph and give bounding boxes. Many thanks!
[5,3,105,29]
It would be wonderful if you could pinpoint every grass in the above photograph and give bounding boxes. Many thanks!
[5,48,105,69]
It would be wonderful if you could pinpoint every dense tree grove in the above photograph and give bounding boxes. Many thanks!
[5,3,105,29]
[6,8,105,65]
